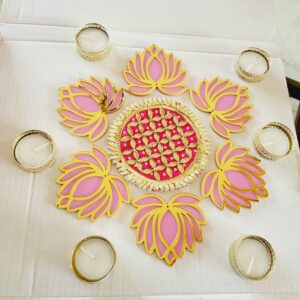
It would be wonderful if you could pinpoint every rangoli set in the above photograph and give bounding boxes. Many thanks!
[56,43,268,266]
[12,23,296,283]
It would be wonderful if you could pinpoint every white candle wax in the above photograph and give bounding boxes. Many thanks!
[75,238,115,281]
[260,127,290,157]
[239,51,268,76]
[77,28,108,52]
[235,238,271,278]
[15,133,53,168]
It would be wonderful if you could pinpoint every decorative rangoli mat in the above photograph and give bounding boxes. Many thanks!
[108,98,210,191]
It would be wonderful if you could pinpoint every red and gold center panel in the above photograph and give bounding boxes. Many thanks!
[108,98,210,191]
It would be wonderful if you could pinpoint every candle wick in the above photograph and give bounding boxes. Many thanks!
[262,141,274,147]
[246,256,255,275]
[79,35,95,41]
[245,63,253,72]
[34,143,50,152]
[80,246,95,259]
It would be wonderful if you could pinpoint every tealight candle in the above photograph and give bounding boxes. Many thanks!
[75,23,110,61]
[71,236,116,283]
[13,130,56,172]
[229,235,275,280]
[254,122,294,160]
[236,47,270,82]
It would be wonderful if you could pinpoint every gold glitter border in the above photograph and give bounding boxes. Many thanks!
[235,47,271,83]
[253,122,295,160]
[13,130,56,173]
[229,235,276,280]
[107,98,210,191]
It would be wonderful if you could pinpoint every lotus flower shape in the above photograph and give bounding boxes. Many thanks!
[56,145,130,221]
[201,141,268,212]
[123,44,187,96]
[130,193,206,266]
[58,76,123,142]
[190,77,252,139]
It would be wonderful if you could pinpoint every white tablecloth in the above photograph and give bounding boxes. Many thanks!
[0,1,299,299]
[0,0,277,41]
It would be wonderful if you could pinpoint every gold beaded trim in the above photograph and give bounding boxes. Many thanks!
[254,122,294,160]
[107,98,210,192]
[75,23,110,61]
[235,47,270,83]
[229,235,276,280]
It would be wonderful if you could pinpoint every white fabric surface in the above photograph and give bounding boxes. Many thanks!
[0,0,300,298]
[0,22,299,298]
[0,0,277,42]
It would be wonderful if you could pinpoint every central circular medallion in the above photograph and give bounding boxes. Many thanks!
[108,98,210,191]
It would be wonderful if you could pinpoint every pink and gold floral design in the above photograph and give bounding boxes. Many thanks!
[190,76,252,139]
[58,76,124,142]
[201,141,268,213]
[130,193,206,266]
[56,145,130,222]
[123,44,187,96]
[107,98,210,191]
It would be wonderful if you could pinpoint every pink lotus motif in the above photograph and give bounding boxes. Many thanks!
[56,145,130,221]
[123,44,187,96]
[130,193,206,266]
[58,76,123,142]
[190,77,252,139]
[201,141,268,212]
